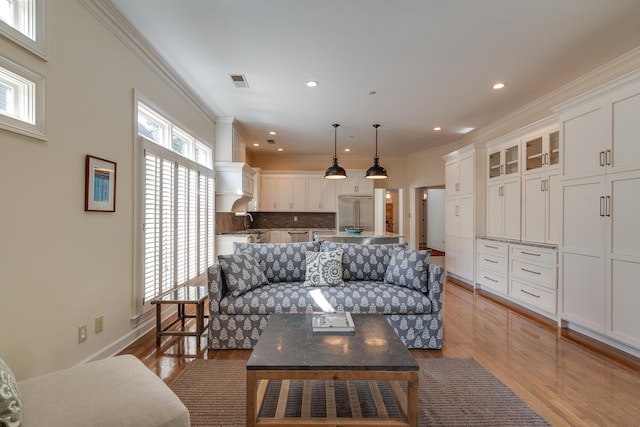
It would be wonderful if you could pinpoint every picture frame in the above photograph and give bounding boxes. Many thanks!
[85,155,117,212]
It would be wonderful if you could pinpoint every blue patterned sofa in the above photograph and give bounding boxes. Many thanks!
[207,241,444,349]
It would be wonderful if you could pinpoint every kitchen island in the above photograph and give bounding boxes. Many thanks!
[313,231,403,244]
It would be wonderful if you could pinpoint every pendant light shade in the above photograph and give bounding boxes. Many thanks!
[365,124,388,179]
[325,123,347,179]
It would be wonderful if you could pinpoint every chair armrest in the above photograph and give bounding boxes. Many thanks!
[426,263,445,313]
[208,264,227,313]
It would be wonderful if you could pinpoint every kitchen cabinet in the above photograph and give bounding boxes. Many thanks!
[277,175,306,211]
[554,70,640,351]
[521,123,561,244]
[486,138,520,240]
[306,176,336,212]
[260,174,306,211]
[476,239,508,295]
[267,230,288,243]
[509,244,558,315]
[337,172,374,195]
[444,145,476,284]
[247,168,261,212]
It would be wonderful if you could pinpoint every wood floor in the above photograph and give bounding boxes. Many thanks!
[119,278,640,426]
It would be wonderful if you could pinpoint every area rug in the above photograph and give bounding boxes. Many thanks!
[169,358,550,427]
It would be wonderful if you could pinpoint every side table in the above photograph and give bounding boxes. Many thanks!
[150,285,209,346]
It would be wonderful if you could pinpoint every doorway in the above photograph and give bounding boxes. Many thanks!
[416,186,445,255]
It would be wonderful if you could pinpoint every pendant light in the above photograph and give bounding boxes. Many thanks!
[324,123,347,179]
[365,124,388,179]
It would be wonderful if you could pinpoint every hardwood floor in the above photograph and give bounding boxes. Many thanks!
[119,278,640,426]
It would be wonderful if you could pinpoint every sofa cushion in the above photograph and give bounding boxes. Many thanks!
[319,242,406,281]
[235,242,320,282]
[304,250,344,287]
[0,358,21,427]
[384,247,432,292]
[218,253,268,297]
[218,281,432,315]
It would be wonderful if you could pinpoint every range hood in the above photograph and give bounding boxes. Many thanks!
[215,162,256,212]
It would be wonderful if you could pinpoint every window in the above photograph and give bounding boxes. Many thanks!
[137,101,214,303]
[0,0,46,59]
[0,54,45,140]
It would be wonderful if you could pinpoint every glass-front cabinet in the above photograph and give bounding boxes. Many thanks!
[488,140,519,181]
[523,127,559,175]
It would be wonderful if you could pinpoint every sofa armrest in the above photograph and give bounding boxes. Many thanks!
[426,263,445,313]
[208,264,227,313]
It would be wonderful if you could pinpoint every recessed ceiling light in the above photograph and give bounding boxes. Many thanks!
[253,143,259,147]
[492,82,507,90]
[434,127,442,131]
[268,131,277,135]
[277,148,284,151]
[344,148,350,152]
[306,80,318,88]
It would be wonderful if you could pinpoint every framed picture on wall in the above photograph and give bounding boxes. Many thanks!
[85,155,117,212]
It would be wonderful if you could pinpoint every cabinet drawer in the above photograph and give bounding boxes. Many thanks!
[510,245,557,264]
[477,252,508,273]
[509,278,557,314]
[510,259,557,289]
[477,268,507,294]
[477,239,508,255]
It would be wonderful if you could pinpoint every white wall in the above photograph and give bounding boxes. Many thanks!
[427,189,445,251]
[0,1,215,380]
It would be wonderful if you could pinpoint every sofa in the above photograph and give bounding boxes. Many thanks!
[207,241,444,350]
[0,354,190,427]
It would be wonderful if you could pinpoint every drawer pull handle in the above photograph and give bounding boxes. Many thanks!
[485,245,499,249]
[484,258,499,264]
[520,289,540,298]
[521,268,541,275]
[484,276,498,283]
[521,251,540,257]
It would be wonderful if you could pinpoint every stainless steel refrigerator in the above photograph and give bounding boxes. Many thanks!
[336,195,374,231]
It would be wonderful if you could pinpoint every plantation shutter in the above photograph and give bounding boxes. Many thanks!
[143,143,214,304]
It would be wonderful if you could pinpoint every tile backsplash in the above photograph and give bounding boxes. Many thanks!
[249,212,335,229]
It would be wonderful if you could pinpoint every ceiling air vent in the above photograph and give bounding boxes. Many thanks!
[230,74,249,88]
[267,139,276,144]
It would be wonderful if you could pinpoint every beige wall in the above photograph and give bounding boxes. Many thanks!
[0,1,214,380]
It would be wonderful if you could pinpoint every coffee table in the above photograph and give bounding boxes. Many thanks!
[246,313,419,426]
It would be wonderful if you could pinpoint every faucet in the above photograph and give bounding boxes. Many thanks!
[235,211,253,230]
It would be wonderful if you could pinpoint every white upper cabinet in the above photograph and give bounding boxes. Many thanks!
[523,126,559,176]
[559,71,640,180]
[307,176,336,212]
[446,152,474,197]
[337,172,374,195]
[486,138,521,240]
[277,175,306,211]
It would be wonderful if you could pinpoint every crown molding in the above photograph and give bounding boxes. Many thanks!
[79,0,216,122]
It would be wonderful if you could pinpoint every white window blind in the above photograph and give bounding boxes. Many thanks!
[143,142,214,303]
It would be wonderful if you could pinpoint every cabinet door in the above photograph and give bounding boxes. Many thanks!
[458,153,474,195]
[611,91,640,173]
[607,171,640,348]
[322,179,336,211]
[522,173,546,243]
[338,176,357,195]
[562,107,606,179]
[546,170,561,245]
[445,159,459,195]
[291,176,306,210]
[276,176,292,210]
[261,176,278,211]
[306,176,323,211]
[502,177,521,240]
[458,195,474,239]
[444,198,459,237]
[561,176,606,332]
[486,181,503,238]
[357,177,374,195]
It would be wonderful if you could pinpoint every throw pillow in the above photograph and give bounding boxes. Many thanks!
[304,250,345,287]
[218,253,268,297]
[384,247,431,292]
[0,358,22,427]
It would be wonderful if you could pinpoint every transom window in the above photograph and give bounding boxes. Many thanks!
[0,0,46,58]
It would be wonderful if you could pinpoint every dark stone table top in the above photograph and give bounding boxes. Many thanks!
[247,314,418,371]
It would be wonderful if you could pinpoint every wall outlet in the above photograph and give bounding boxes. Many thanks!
[95,316,104,334]
[293,216,297,222]
[78,325,87,343]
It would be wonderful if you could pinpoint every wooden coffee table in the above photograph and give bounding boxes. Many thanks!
[246,313,419,426]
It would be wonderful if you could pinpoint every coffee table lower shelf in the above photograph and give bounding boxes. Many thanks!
[247,369,419,426]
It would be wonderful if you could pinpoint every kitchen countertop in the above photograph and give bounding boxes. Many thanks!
[477,236,558,250]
